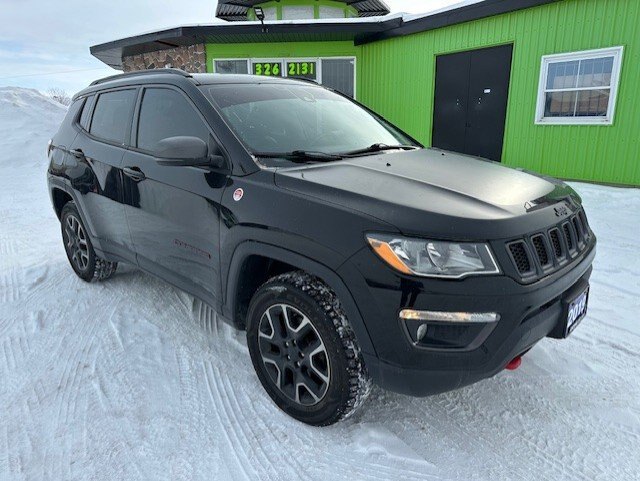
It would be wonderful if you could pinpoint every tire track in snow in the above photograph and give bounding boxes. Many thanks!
[0,269,21,303]
[211,361,435,481]
[216,369,302,481]
[202,361,257,481]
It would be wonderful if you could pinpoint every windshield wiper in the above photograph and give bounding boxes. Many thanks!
[341,143,420,157]
[253,150,344,163]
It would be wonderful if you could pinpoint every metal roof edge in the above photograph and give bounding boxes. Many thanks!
[355,0,563,46]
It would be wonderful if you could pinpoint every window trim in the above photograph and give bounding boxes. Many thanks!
[87,87,139,147]
[131,85,212,155]
[535,46,624,126]
[212,56,357,98]
[213,58,251,75]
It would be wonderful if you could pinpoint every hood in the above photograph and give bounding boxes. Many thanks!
[274,149,579,239]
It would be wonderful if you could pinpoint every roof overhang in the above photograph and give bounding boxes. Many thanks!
[356,0,563,45]
[90,19,401,69]
[91,0,563,70]
[215,0,391,20]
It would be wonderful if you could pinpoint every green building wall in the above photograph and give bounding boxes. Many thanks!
[206,0,639,185]
[358,0,639,186]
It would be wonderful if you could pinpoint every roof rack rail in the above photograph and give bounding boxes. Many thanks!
[90,68,193,86]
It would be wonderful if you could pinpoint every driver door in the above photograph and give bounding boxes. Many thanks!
[121,86,228,306]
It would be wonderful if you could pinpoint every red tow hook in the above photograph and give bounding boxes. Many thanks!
[505,355,522,371]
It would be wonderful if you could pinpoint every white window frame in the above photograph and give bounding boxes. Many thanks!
[213,56,357,98]
[535,46,624,125]
[212,58,250,75]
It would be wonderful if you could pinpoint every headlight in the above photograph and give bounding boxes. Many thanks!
[366,234,500,279]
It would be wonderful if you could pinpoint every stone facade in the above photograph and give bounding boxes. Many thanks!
[122,44,207,73]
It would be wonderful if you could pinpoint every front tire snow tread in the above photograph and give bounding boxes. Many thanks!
[258,271,372,424]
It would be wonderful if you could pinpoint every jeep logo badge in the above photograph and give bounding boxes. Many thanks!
[554,205,569,217]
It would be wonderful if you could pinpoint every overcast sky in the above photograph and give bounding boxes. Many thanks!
[0,0,464,94]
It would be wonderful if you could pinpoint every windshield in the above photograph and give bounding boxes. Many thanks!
[203,83,417,162]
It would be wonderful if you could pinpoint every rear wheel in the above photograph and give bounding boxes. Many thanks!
[60,202,117,282]
[247,271,371,426]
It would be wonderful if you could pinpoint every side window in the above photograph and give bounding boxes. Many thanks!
[137,88,210,152]
[79,95,94,131]
[90,89,137,144]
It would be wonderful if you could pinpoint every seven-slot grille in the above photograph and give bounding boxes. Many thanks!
[506,209,591,280]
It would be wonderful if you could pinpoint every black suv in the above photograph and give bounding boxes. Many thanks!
[47,69,596,425]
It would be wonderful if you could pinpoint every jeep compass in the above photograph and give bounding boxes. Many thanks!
[47,69,596,425]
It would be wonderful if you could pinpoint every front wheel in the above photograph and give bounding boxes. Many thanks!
[247,272,371,426]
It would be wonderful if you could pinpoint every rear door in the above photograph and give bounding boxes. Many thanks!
[121,86,228,306]
[69,88,137,260]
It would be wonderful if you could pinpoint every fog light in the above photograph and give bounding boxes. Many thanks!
[416,323,428,341]
[399,310,500,323]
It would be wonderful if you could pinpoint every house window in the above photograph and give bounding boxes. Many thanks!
[262,7,277,20]
[319,6,345,19]
[536,46,624,125]
[214,59,249,74]
[282,6,314,20]
[321,58,355,98]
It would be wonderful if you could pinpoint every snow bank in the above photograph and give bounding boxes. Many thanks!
[0,86,638,481]
[0,87,66,167]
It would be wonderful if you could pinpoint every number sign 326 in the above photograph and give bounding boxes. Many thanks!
[253,62,282,77]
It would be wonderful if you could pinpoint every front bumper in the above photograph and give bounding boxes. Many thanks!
[338,238,596,397]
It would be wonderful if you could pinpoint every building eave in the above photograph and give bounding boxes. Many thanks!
[90,20,400,69]
[90,0,564,70]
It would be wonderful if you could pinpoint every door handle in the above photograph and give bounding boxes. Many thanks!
[123,166,146,181]
[69,149,84,159]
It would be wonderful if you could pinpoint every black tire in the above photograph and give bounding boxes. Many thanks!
[247,271,371,426]
[60,202,117,283]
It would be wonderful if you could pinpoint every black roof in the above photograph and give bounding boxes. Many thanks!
[215,0,390,20]
[91,0,561,70]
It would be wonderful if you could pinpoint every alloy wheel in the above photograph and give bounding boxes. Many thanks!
[64,214,89,271]
[258,303,331,406]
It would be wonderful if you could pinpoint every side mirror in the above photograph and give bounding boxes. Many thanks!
[155,136,225,168]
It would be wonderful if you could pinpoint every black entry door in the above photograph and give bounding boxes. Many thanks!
[432,44,513,162]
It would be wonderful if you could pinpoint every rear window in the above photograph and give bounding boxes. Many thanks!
[90,89,137,144]
[78,95,94,131]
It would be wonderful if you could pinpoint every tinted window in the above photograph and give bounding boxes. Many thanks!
[79,95,94,130]
[137,88,210,152]
[90,89,136,144]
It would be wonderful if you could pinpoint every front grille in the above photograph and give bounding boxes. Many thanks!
[505,208,591,281]
[531,234,551,267]
[563,222,575,251]
[508,241,533,275]
[549,228,564,259]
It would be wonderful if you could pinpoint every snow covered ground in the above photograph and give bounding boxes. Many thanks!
[0,87,639,481]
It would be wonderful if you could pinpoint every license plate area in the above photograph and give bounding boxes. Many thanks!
[563,285,589,337]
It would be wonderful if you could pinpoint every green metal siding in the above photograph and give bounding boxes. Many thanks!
[358,0,639,186]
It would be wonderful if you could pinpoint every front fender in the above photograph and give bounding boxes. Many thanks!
[224,240,376,357]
